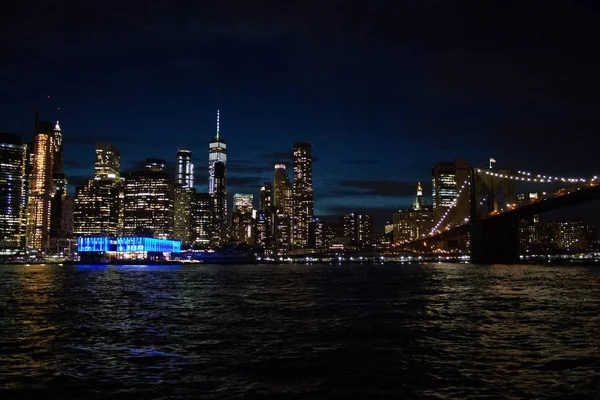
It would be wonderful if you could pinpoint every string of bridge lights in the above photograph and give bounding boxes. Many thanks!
[477,168,598,183]
[428,179,469,236]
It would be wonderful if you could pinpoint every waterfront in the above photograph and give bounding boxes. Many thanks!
[0,263,599,399]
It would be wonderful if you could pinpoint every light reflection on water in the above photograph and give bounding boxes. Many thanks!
[0,263,599,399]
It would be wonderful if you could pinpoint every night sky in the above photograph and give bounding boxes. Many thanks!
[2,1,599,227]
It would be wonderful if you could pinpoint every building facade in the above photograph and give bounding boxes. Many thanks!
[231,193,254,244]
[173,185,193,246]
[191,192,212,248]
[209,111,227,245]
[95,143,121,180]
[292,143,314,247]
[26,121,56,251]
[340,213,373,248]
[0,133,28,248]
[73,179,121,237]
[393,183,433,244]
[175,149,194,188]
[432,160,469,224]
[122,161,173,239]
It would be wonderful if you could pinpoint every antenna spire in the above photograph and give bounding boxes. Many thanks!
[216,109,220,140]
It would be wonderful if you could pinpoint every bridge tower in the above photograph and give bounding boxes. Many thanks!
[469,167,519,264]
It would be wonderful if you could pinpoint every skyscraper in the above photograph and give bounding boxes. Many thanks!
[292,142,314,247]
[74,143,123,238]
[209,110,227,245]
[73,179,121,237]
[231,193,254,243]
[340,213,373,248]
[95,143,121,180]
[26,121,56,251]
[175,149,194,188]
[273,164,293,249]
[432,160,468,223]
[393,183,433,243]
[50,121,69,249]
[191,192,212,248]
[259,183,272,212]
[122,160,173,239]
[173,185,193,246]
[0,133,28,248]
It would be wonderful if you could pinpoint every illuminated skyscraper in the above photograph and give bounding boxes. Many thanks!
[173,185,193,246]
[273,164,289,209]
[122,160,173,239]
[208,110,227,245]
[292,142,313,247]
[26,121,56,251]
[231,193,253,243]
[73,179,120,237]
[393,183,433,244]
[272,165,293,249]
[432,160,468,223]
[340,213,373,248]
[175,149,194,188]
[259,183,272,212]
[95,143,121,180]
[50,121,69,248]
[191,192,212,248]
[0,133,28,248]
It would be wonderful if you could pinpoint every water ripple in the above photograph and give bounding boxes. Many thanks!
[0,263,599,399]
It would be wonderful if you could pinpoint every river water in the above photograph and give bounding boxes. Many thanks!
[0,263,599,399]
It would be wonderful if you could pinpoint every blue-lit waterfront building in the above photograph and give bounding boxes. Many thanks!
[77,236,181,262]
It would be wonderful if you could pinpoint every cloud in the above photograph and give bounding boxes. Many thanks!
[341,159,379,165]
[335,180,429,198]
[63,160,88,169]
[67,175,90,188]
[228,176,267,190]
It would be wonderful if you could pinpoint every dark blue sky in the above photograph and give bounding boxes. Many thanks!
[2,0,599,225]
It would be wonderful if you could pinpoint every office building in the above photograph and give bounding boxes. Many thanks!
[340,213,373,248]
[73,179,121,237]
[0,133,28,248]
[259,183,273,212]
[308,218,327,249]
[95,143,121,180]
[520,221,598,253]
[191,192,212,248]
[231,193,254,244]
[173,185,193,246]
[432,160,469,224]
[26,121,56,251]
[393,183,433,243]
[122,160,173,239]
[209,110,227,245]
[254,211,270,247]
[50,124,68,249]
[175,149,194,188]
[292,142,314,247]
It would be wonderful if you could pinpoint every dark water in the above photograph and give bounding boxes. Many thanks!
[0,263,599,399]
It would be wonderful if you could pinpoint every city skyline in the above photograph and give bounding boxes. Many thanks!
[2,1,600,226]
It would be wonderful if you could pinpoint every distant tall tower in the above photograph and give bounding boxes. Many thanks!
[0,133,28,248]
[413,182,424,210]
[208,110,227,245]
[432,160,468,223]
[53,121,63,176]
[274,164,291,209]
[259,183,272,212]
[95,143,121,179]
[26,121,56,251]
[175,149,194,188]
[50,121,68,246]
[292,142,314,247]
